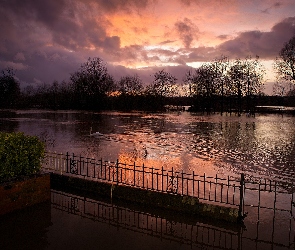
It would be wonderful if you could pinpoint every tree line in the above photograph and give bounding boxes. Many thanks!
[1,36,295,113]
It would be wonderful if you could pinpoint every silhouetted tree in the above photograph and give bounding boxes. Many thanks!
[144,69,177,110]
[23,85,35,97]
[274,36,295,83]
[0,68,20,107]
[287,88,295,96]
[185,63,219,112]
[228,59,247,110]
[148,70,177,97]
[183,70,194,97]
[117,75,143,96]
[115,75,144,110]
[192,64,217,97]
[273,79,294,96]
[70,57,115,109]
[212,56,230,113]
[228,56,265,114]
[242,56,265,112]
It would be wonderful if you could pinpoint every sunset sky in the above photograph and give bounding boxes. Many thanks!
[1,0,295,94]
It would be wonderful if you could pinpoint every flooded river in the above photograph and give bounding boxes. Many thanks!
[1,109,295,249]
[1,109,295,183]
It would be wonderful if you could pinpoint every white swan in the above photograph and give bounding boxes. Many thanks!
[89,127,103,136]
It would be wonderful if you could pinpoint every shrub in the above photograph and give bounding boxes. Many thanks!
[0,132,45,182]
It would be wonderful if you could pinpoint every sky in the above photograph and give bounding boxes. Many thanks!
[1,0,295,95]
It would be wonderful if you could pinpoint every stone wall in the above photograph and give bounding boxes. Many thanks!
[51,173,239,223]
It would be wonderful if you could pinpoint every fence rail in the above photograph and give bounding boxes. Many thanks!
[43,152,243,208]
[42,151,295,220]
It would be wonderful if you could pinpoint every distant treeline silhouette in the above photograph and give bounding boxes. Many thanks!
[1,35,295,113]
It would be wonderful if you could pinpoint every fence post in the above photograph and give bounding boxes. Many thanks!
[142,164,145,188]
[60,152,63,175]
[116,159,119,184]
[66,152,69,173]
[181,170,184,195]
[161,166,164,192]
[133,162,136,186]
[192,171,195,197]
[151,167,154,190]
[238,173,245,221]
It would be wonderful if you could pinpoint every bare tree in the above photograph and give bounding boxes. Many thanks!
[0,68,20,107]
[244,56,265,96]
[274,36,295,83]
[228,56,265,114]
[273,78,295,97]
[118,75,143,96]
[185,57,230,99]
[149,69,177,97]
[189,64,217,98]
[183,70,194,97]
[70,57,115,109]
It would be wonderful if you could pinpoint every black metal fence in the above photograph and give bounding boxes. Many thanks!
[43,151,295,221]
[43,152,243,209]
[243,176,295,220]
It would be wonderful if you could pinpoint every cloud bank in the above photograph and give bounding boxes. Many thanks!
[0,0,295,87]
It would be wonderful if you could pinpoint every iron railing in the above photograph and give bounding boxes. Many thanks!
[43,151,295,220]
[43,152,243,210]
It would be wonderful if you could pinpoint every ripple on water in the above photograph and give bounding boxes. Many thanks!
[3,110,295,184]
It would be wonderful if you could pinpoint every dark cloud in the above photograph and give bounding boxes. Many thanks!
[261,2,283,14]
[88,0,152,13]
[13,47,84,86]
[1,0,295,89]
[187,46,217,61]
[107,64,153,84]
[1,0,66,24]
[103,36,121,52]
[0,0,128,85]
[175,18,199,48]
[179,0,235,7]
[152,49,178,57]
[155,17,295,64]
[0,0,128,53]
[108,64,193,85]
[159,40,176,45]
[218,17,295,59]
[117,45,145,61]
[217,35,230,40]
[14,53,26,62]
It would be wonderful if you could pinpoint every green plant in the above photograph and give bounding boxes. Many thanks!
[0,132,45,182]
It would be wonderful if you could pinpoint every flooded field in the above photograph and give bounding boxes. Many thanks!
[1,109,295,183]
[1,109,295,249]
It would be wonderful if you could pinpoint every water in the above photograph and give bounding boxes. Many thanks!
[1,109,295,182]
[0,188,294,250]
[1,109,295,249]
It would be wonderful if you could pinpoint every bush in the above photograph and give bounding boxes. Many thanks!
[0,132,45,182]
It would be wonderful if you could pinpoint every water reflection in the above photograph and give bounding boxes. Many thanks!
[0,110,19,132]
[50,188,243,250]
[53,188,294,250]
[0,187,294,249]
[0,202,51,250]
[1,110,295,183]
